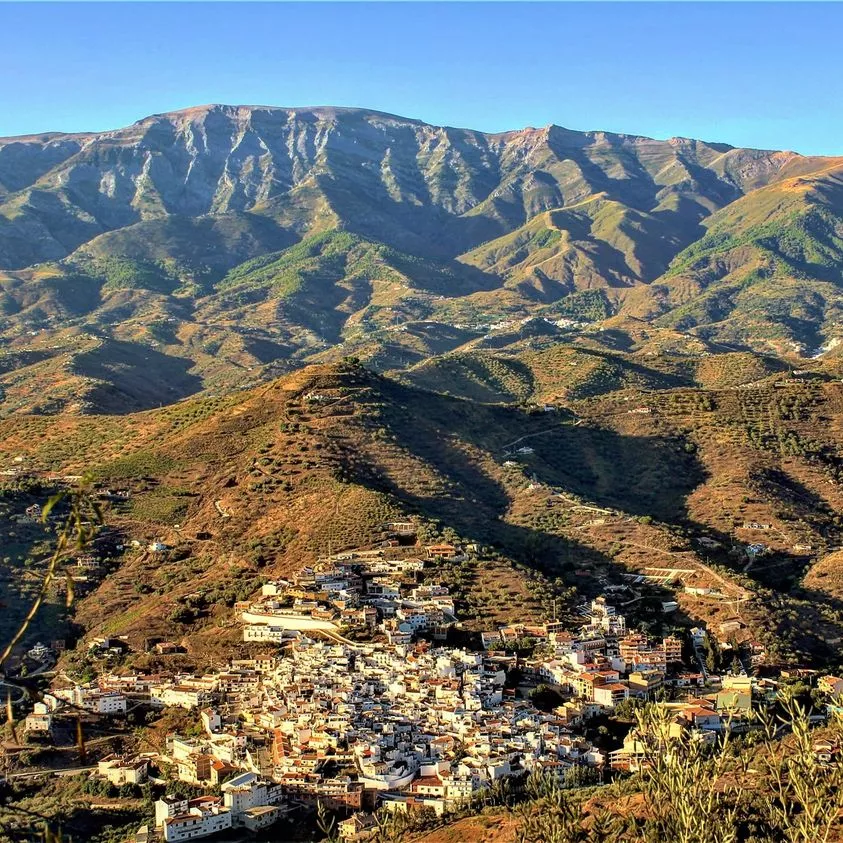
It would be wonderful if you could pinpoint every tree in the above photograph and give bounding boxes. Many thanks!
[529,683,565,712]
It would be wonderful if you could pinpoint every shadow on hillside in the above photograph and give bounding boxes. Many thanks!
[382,385,705,522]
[74,339,204,413]
[575,345,694,391]
[348,450,614,588]
[346,382,708,575]
[405,356,537,404]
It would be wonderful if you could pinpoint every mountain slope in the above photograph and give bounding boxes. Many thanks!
[0,105,819,269]
[647,162,843,354]
[459,195,684,300]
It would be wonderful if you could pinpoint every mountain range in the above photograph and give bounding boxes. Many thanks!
[1,104,842,414]
[6,107,843,843]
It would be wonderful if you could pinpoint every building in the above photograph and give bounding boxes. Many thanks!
[628,670,664,700]
[243,805,282,831]
[662,636,683,664]
[244,625,293,643]
[592,683,629,709]
[222,772,281,816]
[160,799,232,842]
[425,544,459,560]
[151,685,208,709]
[24,703,53,734]
[155,796,189,827]
[609,732,648,771]
[27,642,51,662]
[98,755,150,786]
[176,752,213,785]
[64,687,128,715]
[339,812,378,841]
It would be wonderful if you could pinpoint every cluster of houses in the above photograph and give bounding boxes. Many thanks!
[140,637,607,826]
[97,594,767,839]
[27,533,839,841]
[481,598,691,711]
[240,547,464,645]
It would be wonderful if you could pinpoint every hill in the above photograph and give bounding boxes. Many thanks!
[3,361,843,667]
[2,105,843,680]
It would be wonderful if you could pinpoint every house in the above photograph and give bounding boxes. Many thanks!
[690,628,707,646]
[175,752,212,784]
[211,758,240,786]
[201,709,222,734]
[151,685,208,709]
[27,642,51,662]
[426,544,459,560]
[243,805,282,831]
[339,812,378,841]
[24,703,53,734]
[410,775,447,798]
[160,798,232,842]
[98,754,150,786]
[385,521,416,536]
[593,682,629,709]
[609,732,648,771]
[716,689,752,715]
[678,704,723,732]
[76,688,128,715]
[554,700,600,727]
[155,796,188,827]
[628,670,664,700]
[244,625,292,643]
[88,636,130,657]
[221,771,285,817]
[662,636,683,664]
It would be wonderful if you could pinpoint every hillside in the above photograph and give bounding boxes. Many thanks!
[1,106,843,413]
[3,361,843,668]
[649,162,843,354]
[0,108,815,270]
[458,196,682,298]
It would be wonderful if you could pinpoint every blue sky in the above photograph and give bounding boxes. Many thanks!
[1,2,840,155]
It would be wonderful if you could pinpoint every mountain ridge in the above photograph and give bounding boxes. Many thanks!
[0,102,797,148]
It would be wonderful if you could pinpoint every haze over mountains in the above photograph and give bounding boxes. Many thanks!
[0,103,842,413]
